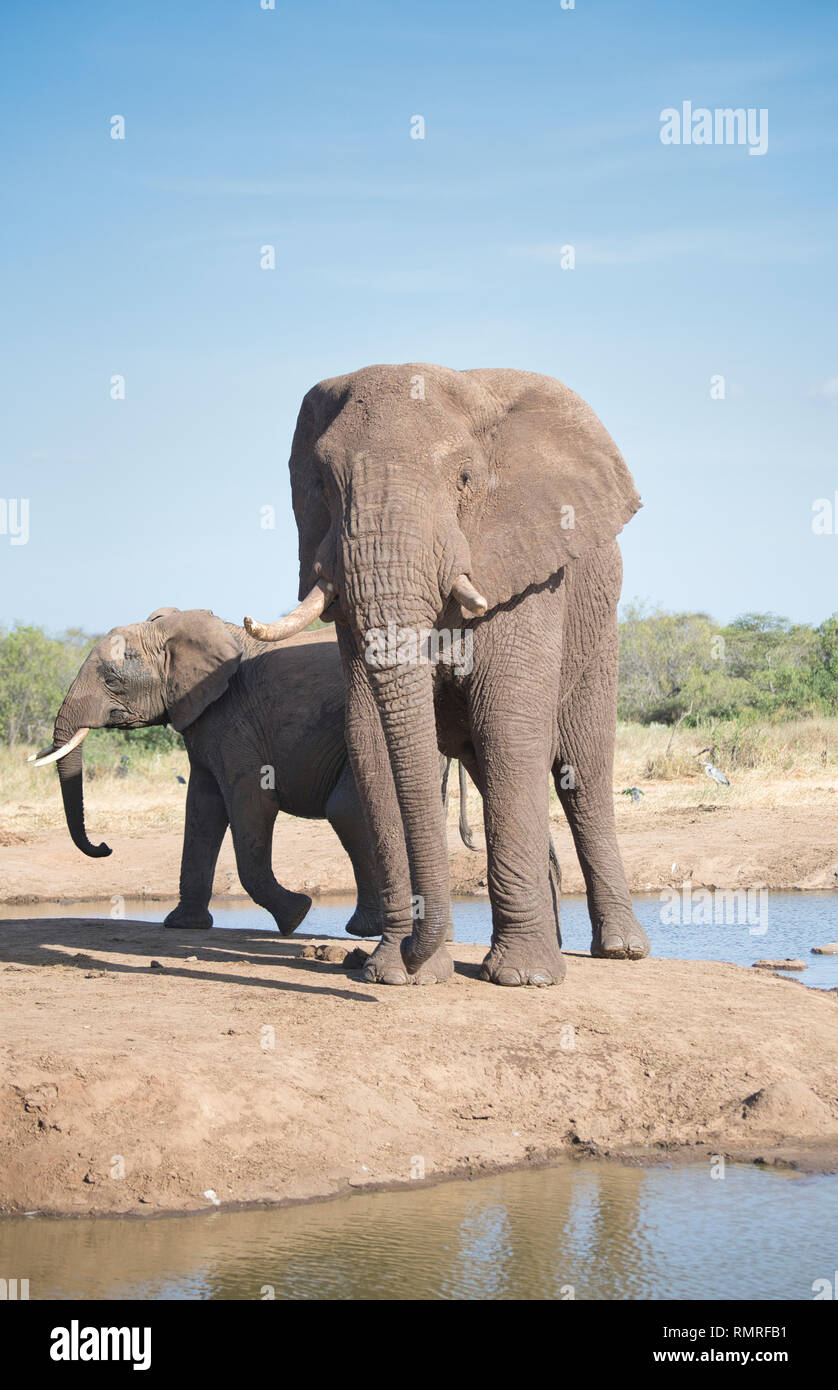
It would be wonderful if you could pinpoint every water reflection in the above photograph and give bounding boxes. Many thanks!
[2,1163,836,1301]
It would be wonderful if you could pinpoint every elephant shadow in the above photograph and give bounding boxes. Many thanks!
[0,916,379,1002]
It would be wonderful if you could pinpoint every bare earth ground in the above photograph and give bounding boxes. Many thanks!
[4,750,838,1217]
[1,918,837,1218]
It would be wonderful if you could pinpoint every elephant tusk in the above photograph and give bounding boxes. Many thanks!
[244,579,335,643]
[451,574,488,618]
[28,727,90,766]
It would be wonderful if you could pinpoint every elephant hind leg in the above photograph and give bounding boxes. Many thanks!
[555,621,649,961]
[325,760,385,938]
[229,786,311,934]
[467,693,565,984]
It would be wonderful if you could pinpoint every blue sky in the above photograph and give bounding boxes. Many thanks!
[1,0,836,632]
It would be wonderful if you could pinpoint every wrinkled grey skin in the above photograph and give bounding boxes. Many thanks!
[278,362,650,986]
[46,608,384,936]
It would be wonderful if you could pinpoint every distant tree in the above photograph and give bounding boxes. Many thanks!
[618,605,838,724]
[809,614,838,713]
[618,604,719,723]
[720,614,821,717]
[0,626,94,746]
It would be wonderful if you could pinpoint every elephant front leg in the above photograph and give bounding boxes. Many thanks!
[556,626,649,961]
[470,708,565,988]
[165,763,229,929]
[338,632,453,984]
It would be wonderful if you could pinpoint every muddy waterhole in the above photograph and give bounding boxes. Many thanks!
[2,1162,836,1300]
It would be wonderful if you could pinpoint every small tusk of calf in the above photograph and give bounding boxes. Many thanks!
[28,727,90,766]
[244,579,335,643]
[451,574,488,619]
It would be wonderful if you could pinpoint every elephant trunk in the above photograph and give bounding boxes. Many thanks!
[367,655,451,971]
[53,701,112,859]
[346,489,453,969]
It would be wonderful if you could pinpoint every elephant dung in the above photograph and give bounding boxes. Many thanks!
[301,942,351,964]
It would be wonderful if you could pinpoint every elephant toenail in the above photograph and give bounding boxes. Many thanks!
[495,967,523,987]
[380,968,409,986]
[530,972,553,986]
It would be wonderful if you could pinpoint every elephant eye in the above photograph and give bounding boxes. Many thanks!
[457,470,472,491]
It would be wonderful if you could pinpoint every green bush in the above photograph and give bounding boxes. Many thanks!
[618,605,838,725]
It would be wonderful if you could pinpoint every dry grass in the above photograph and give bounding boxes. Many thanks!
[618,716,838,778]
[609,717,838,815]
[1,742,190,838]
[4,717,838,842]
[444,719,838,830]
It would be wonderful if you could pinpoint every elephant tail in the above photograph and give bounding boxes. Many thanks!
[457,760,478,852]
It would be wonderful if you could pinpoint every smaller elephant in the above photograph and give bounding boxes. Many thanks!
[30,608,386,936]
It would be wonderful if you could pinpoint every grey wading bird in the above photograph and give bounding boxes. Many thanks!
[701,761,730,786]
[696,746,731,786]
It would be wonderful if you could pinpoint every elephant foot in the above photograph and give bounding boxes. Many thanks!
[344,905,385,937]
[361,937,454,986]
[272,891,313,937]
[480,937,566,987]
[590,912,650,960]
[164,906,213,930]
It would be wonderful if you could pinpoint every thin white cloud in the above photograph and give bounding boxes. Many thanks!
[660,53,819,87]
[809,378,838,401]
[511,227,823,266]
[141,175,428,200]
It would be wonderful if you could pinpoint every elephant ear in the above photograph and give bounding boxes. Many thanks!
[465,369,642,612]
[159,611,242,732]
[289,385,340,601]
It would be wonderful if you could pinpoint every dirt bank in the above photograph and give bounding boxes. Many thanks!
[2,802,838,910]
[1,915,837,1217]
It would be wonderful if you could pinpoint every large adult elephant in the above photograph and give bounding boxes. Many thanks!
[245,363,650,986]
[29,610,385,936]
